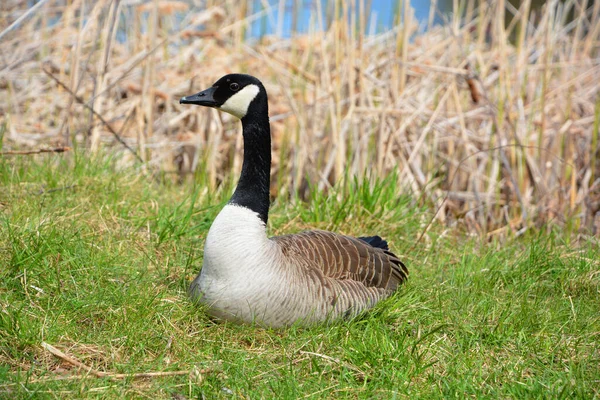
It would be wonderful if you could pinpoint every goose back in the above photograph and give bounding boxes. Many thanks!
[273,230,407,291]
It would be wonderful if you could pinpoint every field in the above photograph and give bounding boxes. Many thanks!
[1,0,600,398]
[0,154,598,398]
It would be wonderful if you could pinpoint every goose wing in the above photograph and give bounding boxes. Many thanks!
[271,230,408,290]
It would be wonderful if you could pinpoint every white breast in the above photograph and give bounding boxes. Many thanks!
[190,204,283,323]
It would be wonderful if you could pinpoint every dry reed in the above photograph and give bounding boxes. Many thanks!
[0,0,598,236]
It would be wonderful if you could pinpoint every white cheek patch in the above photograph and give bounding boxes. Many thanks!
[219,84,260,119]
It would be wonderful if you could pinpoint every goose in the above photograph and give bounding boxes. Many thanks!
[180,74,408,327]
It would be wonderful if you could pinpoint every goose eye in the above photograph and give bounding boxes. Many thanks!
[230,82,240,91]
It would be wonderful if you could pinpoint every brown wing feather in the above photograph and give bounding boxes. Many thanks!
[272,230,408,291]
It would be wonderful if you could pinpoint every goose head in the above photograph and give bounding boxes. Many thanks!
[180,74,268,120]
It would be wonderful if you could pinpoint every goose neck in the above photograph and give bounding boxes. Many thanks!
[228,114,271,225]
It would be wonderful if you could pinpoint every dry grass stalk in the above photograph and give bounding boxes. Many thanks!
[1,146,70,155]
[41,341,211,380]
[0,0,598,236]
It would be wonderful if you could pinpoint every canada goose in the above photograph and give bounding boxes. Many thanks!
[180,74,407,327]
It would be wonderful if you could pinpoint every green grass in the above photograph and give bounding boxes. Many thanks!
[0,153,599,399]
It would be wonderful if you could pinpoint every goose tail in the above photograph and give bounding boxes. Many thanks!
[357,235,389,250]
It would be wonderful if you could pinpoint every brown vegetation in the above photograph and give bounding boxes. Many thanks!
[0,0,599,236]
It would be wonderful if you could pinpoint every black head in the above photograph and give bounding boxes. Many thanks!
[180,74,267,120]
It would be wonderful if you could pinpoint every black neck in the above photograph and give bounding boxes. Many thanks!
[228,110,271,225]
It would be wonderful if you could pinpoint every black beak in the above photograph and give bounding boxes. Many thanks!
[180,86,218,107]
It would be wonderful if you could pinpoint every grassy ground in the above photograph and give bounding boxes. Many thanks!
[0,153,599,399]
[2,0,599,235]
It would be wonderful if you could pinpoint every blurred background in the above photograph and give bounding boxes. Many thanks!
[0,0,599,235]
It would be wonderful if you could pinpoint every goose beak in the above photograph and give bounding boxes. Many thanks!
[180,86,218,107]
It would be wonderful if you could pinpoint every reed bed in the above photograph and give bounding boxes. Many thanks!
[0,0,599,237]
